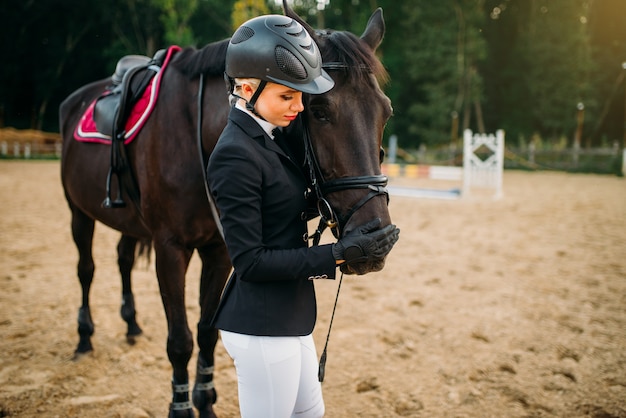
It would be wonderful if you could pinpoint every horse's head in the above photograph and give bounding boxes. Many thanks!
[285,3,394,275]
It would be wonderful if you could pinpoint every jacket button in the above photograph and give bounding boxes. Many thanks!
[300,211,307,220]
[302,232,308,242]
[320,274,328,279]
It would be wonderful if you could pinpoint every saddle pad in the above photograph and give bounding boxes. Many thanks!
[74,45,181,144]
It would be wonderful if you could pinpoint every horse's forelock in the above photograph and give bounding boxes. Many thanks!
[319,30,388,86]
[171,39,229,78]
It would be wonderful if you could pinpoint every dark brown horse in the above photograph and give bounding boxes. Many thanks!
[59,3,392,417]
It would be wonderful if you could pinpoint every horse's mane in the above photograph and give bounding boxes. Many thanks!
[170,39,229,78]
[317,30,389,86]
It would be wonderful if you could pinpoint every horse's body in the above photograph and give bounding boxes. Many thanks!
[59,3,392,417]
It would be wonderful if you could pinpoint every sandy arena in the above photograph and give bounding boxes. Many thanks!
[1,160,624,417]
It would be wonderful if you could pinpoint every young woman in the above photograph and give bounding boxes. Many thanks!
[207,15,400,418]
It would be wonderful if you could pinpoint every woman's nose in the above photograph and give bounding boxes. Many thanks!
[292,95,304,112]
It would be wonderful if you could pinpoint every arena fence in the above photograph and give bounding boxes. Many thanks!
[384,129,504,200]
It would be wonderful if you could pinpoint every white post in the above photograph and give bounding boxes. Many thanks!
[24,143,31,159]
[1,141,7,156]
[462,129,472,196]
[463,129,505,199]
[13,142,20,157]
[494,129,505,199]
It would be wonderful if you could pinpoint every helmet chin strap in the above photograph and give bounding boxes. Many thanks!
[229,78,268,121]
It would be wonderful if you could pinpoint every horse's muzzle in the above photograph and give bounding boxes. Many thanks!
[340,258,386,275]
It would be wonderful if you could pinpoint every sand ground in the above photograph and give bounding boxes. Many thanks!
[1,160,625,417]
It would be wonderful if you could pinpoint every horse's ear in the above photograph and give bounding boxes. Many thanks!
[361,8,385,51]
[283,0,318,40]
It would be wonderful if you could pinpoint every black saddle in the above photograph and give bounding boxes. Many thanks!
[94,49,166,139]
[97,49,166,209]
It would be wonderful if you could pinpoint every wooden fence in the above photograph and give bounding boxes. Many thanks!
[0,128,62,159]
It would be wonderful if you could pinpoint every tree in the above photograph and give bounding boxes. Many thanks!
[0,0,117,130]
[191,0,237,44]
[523,0,594,142]
[587,0,626,145]
[153,0,199,46]
[375,1,487,148]
[231,0,270,28]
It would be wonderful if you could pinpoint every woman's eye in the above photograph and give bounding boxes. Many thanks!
[281,95,294,101]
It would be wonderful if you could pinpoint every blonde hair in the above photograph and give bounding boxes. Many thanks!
[233,78,260,94]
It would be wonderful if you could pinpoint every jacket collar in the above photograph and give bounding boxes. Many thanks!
[235,102,276,138]
[229,107,289,159]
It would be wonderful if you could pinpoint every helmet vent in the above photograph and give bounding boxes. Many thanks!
[275,46,307,80]
[231,26,255,44]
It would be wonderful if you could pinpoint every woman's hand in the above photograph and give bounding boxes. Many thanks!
[332,218,400,265]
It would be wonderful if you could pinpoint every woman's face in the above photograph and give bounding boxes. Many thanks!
[242,81,304,127]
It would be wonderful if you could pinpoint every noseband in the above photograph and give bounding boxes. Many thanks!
[303,61,389,245]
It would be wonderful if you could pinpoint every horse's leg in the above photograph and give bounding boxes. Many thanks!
[153,238,195,418]
[70,207,96,356]
[192,243,231,418]
[117,234,143,344]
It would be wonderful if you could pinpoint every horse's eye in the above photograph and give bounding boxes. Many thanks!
[311,107,330,122]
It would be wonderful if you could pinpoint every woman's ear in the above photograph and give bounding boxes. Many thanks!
[241,82,255,99]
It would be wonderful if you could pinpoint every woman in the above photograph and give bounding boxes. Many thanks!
[207,14,399,418]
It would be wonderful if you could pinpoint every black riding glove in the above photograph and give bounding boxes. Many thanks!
[332,218,400,265]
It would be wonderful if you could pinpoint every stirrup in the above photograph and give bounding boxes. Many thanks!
[102,168,126,208]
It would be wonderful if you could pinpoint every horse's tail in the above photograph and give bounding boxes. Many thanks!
[136,238,152,270]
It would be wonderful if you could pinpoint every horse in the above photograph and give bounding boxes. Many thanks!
[58,2,393,417]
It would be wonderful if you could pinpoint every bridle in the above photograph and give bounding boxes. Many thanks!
[303,61,389,246]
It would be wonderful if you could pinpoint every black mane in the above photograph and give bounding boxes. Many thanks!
[317,30,388,86]
[171,39,229,78]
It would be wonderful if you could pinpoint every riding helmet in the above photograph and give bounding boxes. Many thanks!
[226,15,334,94]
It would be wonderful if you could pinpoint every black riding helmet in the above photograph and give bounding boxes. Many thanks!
[226,14,334,112]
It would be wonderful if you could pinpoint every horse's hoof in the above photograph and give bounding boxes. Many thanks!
[168,404,195,418]
[126,329,142,345]
[197,409,218,418]
[74,340,93,357]
[71,349,92,361]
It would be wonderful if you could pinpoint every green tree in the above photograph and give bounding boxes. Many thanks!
[375,1,487,148]
[586,0,626,145]
[0,0,117,130]
[232,0,270,28]
[153,0,199,46]
[524,0,593,141]
[191,0,237,44]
